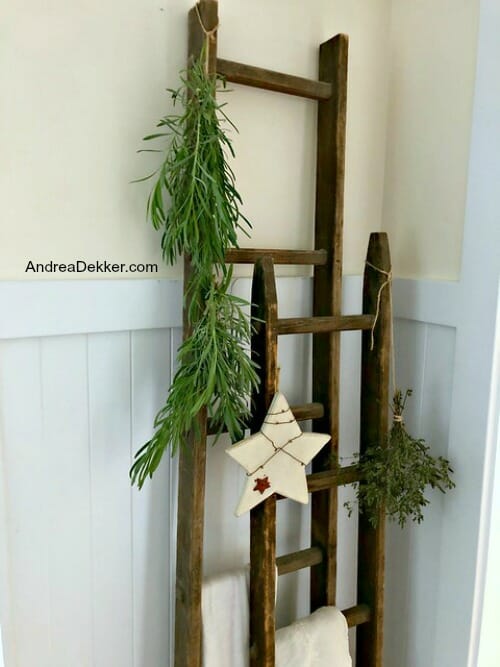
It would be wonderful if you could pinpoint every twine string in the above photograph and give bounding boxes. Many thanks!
[365,260,397,394]
[195,3,219,73]
[247,430,305,476]
[263,417,296,425]
[262,404,295,426]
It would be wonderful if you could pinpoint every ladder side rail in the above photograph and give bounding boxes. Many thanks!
[310,33,349,610]
[249,256,279,667]
[356,232,391,667]
[174,3,219,666]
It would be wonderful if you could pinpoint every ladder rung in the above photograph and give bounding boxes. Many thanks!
[217,58,332,101]
[276,466,361,501]
[342,604,371,628]
[207,403,323,436]
[307,465,361,492]
[289,402,324,421]
[274,315,375,335]
[225,248,327,266]
[276,547,323,575]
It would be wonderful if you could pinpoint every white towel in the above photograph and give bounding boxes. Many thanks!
[276,606,352,667]
[202,569,350,667]
[202,568,250,667]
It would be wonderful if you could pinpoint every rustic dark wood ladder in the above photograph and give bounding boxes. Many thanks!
[175,2,392,666]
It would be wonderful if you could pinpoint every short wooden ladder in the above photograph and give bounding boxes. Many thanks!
[249,239,391,667]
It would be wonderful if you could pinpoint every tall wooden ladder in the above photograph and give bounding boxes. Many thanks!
[175,2,392,666]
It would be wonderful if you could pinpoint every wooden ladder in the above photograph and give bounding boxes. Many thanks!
[175,2,392,666]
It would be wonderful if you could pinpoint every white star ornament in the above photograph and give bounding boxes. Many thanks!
[226,392,331,517]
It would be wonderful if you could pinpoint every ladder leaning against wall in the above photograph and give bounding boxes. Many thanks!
[175,2,391,666]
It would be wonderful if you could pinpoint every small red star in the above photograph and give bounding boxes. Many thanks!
[253,476,271,494]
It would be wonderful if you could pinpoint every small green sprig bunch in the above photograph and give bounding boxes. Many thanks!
[346,389,455,528]
[130,53,259,489]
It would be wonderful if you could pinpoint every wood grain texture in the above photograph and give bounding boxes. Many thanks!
[276,547,323,576]
[356,232,392,667]
[217,58,332,100]
[250,257,279,667]
[174,3,218,667]
[343,604,372,628]
[174,412,208,667]
[310,34,349,612]
[225,247,327,265]
[274,314,374,335]
[187,1,218,73]
[306,465,362,492]
[276,465,361,501]
[289,402,324,422]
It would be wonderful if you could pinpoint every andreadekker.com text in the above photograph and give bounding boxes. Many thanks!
[25,260,158,274]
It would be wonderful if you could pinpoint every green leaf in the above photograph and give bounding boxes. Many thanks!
[348,389,455,528]
[130,51,260,488]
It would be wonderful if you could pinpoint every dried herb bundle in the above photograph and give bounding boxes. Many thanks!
[130,53,258,489]
[346,389,455,528]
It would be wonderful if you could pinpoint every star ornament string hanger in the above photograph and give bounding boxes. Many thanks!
[226,392,331,516]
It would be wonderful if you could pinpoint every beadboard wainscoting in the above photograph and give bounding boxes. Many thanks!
[0,275,463,667]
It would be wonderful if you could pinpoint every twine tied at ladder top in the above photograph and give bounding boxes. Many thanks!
[365,260,396,393]
[195,3,219,73]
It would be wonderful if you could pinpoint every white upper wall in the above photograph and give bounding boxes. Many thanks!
[0,0,391,280]
[0,0,480,282]
[220,0,392,277]
[382,0,480,280]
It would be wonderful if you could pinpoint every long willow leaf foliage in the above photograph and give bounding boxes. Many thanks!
[130,54,259,490]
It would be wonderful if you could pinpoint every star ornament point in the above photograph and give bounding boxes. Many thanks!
[226,392,331,516]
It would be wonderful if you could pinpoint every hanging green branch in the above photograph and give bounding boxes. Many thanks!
[130,53,258,489]
[145,55,250,286]
[345,389,455,528]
